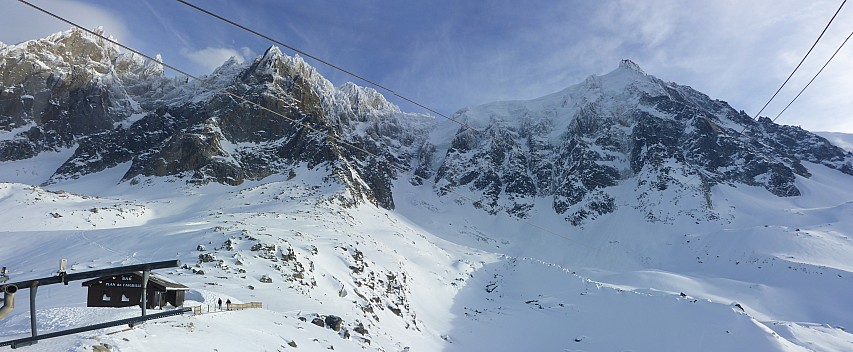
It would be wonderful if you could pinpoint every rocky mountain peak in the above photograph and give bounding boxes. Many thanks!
[2,28,851,227]
[217,56,242,71]
[338,82,400,115]
[242,46,334,98]
[112,52,164,79]
[205,55,244,84]
[258,45,283,63]
[141,54,165,77]
[0,27,163,86]
[436,59,852,225]
[254,46,314,78]
[618,59,646,74]
[26,27,120,74]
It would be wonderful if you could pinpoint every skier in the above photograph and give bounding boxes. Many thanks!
[217,298,222,311]
[226,299,232,310]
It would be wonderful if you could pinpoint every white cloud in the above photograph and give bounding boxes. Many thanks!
[0,0,127,45]
[180,47,256,73]
[593,0,679,49]
[2,0,850,133]
[502,0,853,133]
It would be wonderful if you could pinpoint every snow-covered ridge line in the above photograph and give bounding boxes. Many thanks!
[2,28,853,351]
[1,27,443,214]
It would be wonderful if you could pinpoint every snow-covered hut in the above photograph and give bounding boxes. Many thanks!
[81,272,188,309]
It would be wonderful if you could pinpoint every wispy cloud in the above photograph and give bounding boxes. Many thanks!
[0,0,128,45]
[391,0,853,132]
[180,47,257,73]
[3,0,850,132]
[139,0,191,48]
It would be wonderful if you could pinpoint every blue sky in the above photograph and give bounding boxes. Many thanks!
[1,0,852,132]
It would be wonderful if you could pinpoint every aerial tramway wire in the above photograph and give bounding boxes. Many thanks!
[682,1,851,189]
[173,0,743,265]
[174,0,472,131]
[772,30,852,122]
[174,0,853,260]
[174,0,633,203]
[16,0,607,254]
[749,0,847,121]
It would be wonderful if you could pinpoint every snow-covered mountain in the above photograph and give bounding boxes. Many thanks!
[432,59,852,225]
[2,28,853,351]
[1,28,434,210]
[816,131,853,153]
[3,29,850,226]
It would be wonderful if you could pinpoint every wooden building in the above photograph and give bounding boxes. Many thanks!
[82,272,188,309]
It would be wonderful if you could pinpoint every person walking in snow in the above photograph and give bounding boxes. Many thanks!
[217,298,222,311]
[226,299,231,310]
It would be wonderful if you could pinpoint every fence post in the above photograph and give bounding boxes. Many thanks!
[141,268,150,316]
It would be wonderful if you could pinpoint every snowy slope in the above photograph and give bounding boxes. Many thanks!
[1,156,852,351]
[0,169,492,351]
[431,59,852,229]
[397,159,853,351]
[2,30,853,352]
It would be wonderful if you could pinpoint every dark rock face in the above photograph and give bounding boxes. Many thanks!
[432,63,853,225]
[3,31,852,226]
[752,117,853,175]
[1,28,166,162]
[1,29,433,211]
[325,315,344,332]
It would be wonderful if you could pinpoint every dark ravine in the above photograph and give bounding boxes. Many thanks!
[1,30,852,225]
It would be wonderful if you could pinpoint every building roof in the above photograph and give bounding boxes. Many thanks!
[81,272,189,291]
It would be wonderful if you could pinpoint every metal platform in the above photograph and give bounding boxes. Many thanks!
[1,308,191,349]
[0,260,184,349]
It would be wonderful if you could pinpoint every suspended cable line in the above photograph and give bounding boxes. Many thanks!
[174,0,629,194]
[751,0,846,120]
[174,0,472,130]
[173,0,850,256]
[16,0,605,253]
[772,30,852,122]
[676,0,848,190]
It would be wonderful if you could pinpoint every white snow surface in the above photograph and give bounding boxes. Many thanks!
[1,32,852,350]
[0,156,851,351]
[0,147,76,185]
[437,58,686,154]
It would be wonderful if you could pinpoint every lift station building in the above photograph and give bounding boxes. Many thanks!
[82,272,188,309]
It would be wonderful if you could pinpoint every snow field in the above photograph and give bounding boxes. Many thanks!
[0,158,851,351]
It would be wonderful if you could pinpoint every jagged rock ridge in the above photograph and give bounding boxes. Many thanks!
[0,29,434,210]
[430,59,853,224]
[2,30,852,225]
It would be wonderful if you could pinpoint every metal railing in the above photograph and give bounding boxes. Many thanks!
[227,302,262,311]
[1,260,185,349]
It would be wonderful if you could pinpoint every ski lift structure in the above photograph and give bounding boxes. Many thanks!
[0,259,190,349]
